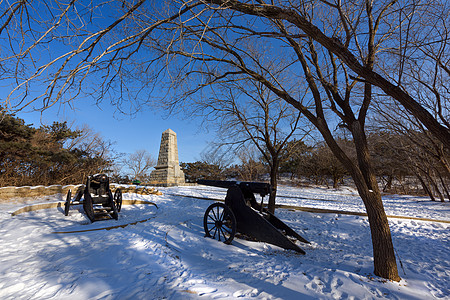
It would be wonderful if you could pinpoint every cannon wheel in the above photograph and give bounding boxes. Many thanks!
[83,192,95,222]
[114,189,122,212]
[74,189,83,202]
[64,189,71,216]
[108,190,119,220]
[203,203,236,245]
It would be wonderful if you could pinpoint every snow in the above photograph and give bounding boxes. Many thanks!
[0,185,448,299]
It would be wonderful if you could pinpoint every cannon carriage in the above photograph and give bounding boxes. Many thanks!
[64,174,122,222]
[198,179,310,254]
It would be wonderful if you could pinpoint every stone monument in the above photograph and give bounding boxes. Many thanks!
[149,129,185,186]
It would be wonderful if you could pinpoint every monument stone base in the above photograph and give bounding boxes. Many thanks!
[149,128,186,187]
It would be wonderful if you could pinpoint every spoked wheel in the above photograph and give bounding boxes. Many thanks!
[108,190,119,220]
[74,189,83,202]
[203,203,236,244]
[114,189,122,212]
[83,191,95,222]
[64,189,71,216]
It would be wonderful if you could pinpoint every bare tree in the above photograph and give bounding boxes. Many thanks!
[122,149,156,181]
[235,145,266,182]
[1,1,448,149]
[312,143,348,189]
[371,101,449,201]
[195,78,309,213]
[199,147,232,172]
[146,0,402,281]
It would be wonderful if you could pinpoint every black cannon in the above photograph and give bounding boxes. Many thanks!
[64,174,122,222]
[198,179,309,254]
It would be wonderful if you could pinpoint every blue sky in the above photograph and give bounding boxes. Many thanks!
[2,2,310,166]
[0,2,213,164]
[16,102,213,164]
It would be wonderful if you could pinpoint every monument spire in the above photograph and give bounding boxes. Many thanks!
[149,129,185,186]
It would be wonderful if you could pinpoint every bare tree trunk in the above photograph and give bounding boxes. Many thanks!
[351,122,401,281]
[332,173,342,189]
[431,180,445,203]
[383,174,393,192]
[416,172,436,201]
[436,170,450,201]
[314,119,400,281]
[357,183,400,281]
[268,158,279,214]
[424,169,445,202]
[335,154,400,281]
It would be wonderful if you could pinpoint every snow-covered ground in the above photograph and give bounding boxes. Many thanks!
[0,185,448,299]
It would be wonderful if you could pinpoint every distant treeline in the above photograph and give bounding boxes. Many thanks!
[181,135,449,201]
[2,110,448,201]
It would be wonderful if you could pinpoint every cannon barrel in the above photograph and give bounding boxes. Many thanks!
[197,179,237,189]
[197,179,272,197]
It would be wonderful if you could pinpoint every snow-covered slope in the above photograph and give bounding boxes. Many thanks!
[0,185,448,299]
